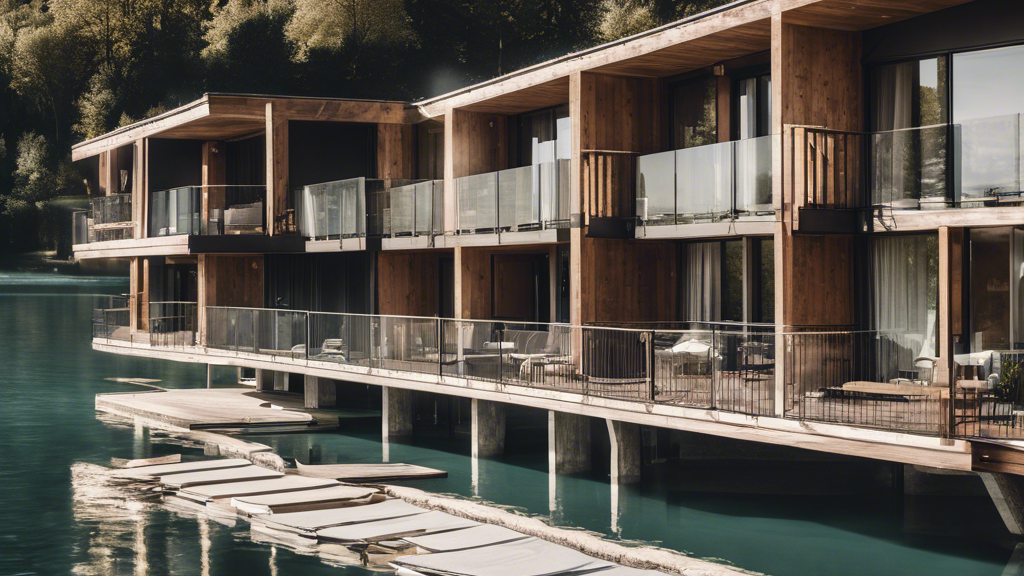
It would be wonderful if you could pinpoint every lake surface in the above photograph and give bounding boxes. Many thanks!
[0,272,1015,575]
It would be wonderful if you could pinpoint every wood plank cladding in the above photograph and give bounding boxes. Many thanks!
[450,109,507,179]
[265,103,289,236]
[579,238,676,324]
[377,124,416,180]
[377,252,441,317]
[198,254,263,345]
[457,247,493,320]
[201,141,226,233]
[578,72,660,220]
[781,0,976,32]
[779,23,862,131]
[781,234,854,326]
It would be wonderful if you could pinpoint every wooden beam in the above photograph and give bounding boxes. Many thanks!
[72,99,210,161]
[201,141,226,235]
[443,107,456,234]
[717,74,732,143]
[377,124,416,180]
[265,102,289,236]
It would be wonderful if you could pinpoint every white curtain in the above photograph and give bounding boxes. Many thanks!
[871,63,916,204]
[871,236,936,365]
[684,242,721,322]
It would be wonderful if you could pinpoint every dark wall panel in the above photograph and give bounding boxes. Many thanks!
[264,252,373,314]
[864,0,1024,62]
[289,121,376,189]
[148,139,203,192]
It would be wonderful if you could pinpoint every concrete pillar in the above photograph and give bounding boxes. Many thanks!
[255,369,274,392]
[606,419,641,484]
[548,411,591,475]
[206,364,213,389]
[382,386,414,462]
[471,399,506,459]
[979,472,1024,537]
[303,376,337,409]
[273,371,288,392]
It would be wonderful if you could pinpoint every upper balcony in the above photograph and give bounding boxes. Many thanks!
[73,193,134,246]
[448,160,570,246]
[635,135,774,239]
[792,114,1024,233]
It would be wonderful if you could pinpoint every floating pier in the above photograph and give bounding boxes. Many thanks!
[295,461,448,483]
[100,455,749,576]
[95,388,340,432]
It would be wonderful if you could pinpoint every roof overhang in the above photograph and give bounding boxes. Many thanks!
[72,94,424,162]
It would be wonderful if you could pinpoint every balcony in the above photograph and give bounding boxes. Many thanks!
[635,136,773,239]
[793,113,1024,232]
[92,297,197,349]
[71,193,134,246]
[293,177,403,251]
[383,180,443,250]
[150,185,267,237]
[451,160,570,246]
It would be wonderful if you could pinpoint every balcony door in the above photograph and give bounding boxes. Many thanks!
[678,238,773,324]
[969,227,1024,352]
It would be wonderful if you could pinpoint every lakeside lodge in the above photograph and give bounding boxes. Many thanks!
[71,0,1024,538]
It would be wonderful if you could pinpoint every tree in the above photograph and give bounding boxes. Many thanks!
[601,0,658,41]
[12,131,55,204]
[73,64,117,140]
[286,0,414,57]
[203,0,298,94]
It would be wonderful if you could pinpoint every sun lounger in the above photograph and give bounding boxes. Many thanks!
[232,485,382,515]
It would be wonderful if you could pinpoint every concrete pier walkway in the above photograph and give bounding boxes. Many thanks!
[96,388,341,432]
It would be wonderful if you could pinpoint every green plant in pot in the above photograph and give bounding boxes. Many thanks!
[995,359,1024,408]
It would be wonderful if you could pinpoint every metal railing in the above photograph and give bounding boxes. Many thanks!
[453,160,570,235]
[148,301,197,348]
[293,178,397,240]
[783,329,944,435]
[636,136,773,228]
[71,194,135,245]
[149,185,266,237]
[91,295,130,341]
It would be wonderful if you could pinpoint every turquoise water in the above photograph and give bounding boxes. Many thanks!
[0,272,1015,575]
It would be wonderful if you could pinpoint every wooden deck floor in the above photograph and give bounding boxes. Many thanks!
[96,388,341,432]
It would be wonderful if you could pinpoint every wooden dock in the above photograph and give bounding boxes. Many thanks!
[95,388,340,432]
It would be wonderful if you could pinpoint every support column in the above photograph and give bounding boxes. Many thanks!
[201,140,226,235]
[548,411,591,475]
[206,364,213,389]
[273,372,287,392]
[255,369,274,392]
[382,386,414,462]
[265,102,288,236]
[304,376,337,409]
[471,399,506,459]
[606,419,641,484]
[979,472,1024,537]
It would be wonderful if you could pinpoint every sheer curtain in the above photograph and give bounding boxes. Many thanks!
[683,242,721,321]
[870,236,937,377]
[871,62,915,205]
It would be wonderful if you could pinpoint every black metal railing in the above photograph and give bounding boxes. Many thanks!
[148,301,197,348]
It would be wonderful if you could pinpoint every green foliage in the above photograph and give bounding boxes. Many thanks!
[0,0,732,255]
[997,359,1024,408]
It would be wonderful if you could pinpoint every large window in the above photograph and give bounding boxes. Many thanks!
[512,105,570,168]
[669,77,717,150]
[953,45,1024,198]
[868,43,1024,206]
[679,238,773,323]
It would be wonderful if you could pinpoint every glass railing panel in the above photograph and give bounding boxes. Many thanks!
[220,186,266,235]
[390,183,416,236]
[957,113,1022,200]
[676,141,733,221]
[72,211,89,245]
[455,172,497,233]
[734,135,773,216]
[636,150,676,225]
[869,125,948,208]
[414,181,435,236]
[150,187,200,237]
[497,165,538,231]
[296,178,364,239]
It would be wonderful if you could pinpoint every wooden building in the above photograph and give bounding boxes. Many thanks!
[74,0,1024,486]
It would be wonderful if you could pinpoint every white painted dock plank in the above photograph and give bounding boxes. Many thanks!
[295,461,447,482]
[176,475,338,502]
[232,485,382,515]
[115,458,252,479]
[161,465,283,489]
[391,538,622,576]
[402,524,528,552]
[316,511,478,543]
[256,499,426,536]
